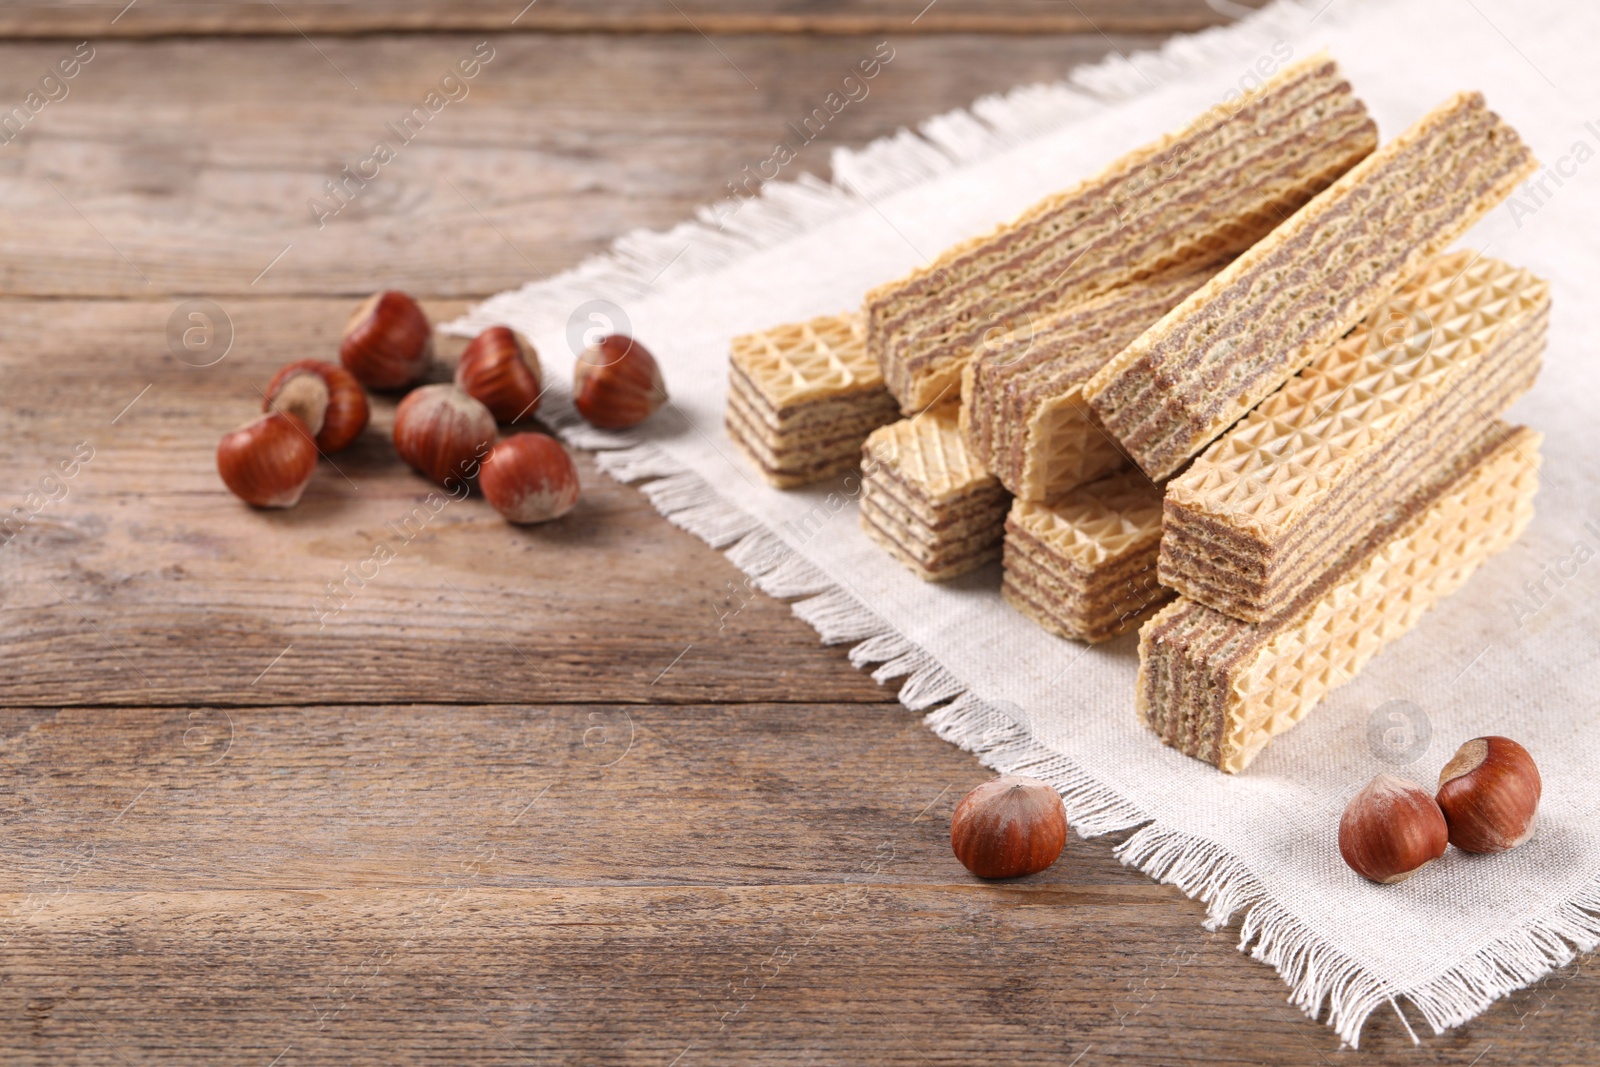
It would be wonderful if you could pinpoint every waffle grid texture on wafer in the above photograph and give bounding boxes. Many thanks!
[1084,91,1540,480]
[726,313,900,488]
[1002,470,1169,643]
[865,55,1377,414]
[1138,422,1541,774]
[1160,251,1549,622]
[859,408,1009,581]
[962,265,1221,502]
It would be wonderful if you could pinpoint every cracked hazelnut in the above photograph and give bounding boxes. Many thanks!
[950,775,1067,879]
[1436,737,1541,854]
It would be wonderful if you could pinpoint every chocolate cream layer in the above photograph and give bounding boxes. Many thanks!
[865,56,1376,414]
[1137,422,1539,773]
[1161,304,1547,621]
[1085,92,1538,480]
[962,264,1219,501]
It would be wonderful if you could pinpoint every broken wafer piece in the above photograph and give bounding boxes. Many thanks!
[727,313,900,488]
[1002,470,1169,643]
[963,264,1222,501]
[860,407,1009,581]
[1084,92,1539,480]
[1161,251,1548,622]
[1138,422,1540,774]
[867,55,1376,414]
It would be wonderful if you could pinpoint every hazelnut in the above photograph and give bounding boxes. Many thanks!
[455,326,543,423]
[216,410,318,508]
[950,775,1067,879]
[479,433,580,524]
[573,334,667,429]
[263,359,370,453]
[1436,736,1541,854]
[339,290,433,389]
[392,384,496,488]
[1338,774,1448,884]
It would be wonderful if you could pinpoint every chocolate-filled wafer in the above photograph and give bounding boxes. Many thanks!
[963,264,1221,501]
[1160,251,1547,621]
[1138,422,1540,773]
[1085,92,1538,480]
[727,313,900,489]
[1002,470,1169,643]
[867,56,1376,414]
[860,407,1009,581]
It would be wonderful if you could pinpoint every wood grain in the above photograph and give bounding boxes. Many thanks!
[0,296,907,707]
[0,33,1158,298]
[0,1,1268,39]
[0,702,1591,1064]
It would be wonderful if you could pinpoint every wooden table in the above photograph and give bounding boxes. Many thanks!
[1,3,1593,1062]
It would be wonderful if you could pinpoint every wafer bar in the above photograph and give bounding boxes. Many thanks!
[962,265,1221,501]
[1161,251,1547,621]
[1084,92,1538,480]
[727,313,900,488]
[1138,422,1540,773]
[860,407,1009,581]
[1002,470,1169,643]
[866,56,1376,414]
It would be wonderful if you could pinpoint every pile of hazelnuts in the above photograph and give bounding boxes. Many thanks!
[1340,735,1541,884]
[215,290,668,521]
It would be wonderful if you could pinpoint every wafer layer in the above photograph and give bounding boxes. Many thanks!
[1161,252,1548,621]
[1138,423,1540,774]
[726,313,900,488]
[1084,92,1538,480]
[963,265,1220,501]
[1002,471,1169,643]
[866,56,1376,414]
[860,407,1009,581]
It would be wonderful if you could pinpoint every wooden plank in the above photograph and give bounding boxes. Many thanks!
[0,296,916,707]
[0,33,1167,298]
[0,20,1584,1066]
[0,701,1585,1063]
[0,1,1268,39]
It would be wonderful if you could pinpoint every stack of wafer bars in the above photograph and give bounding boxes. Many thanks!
[1138,252,1548,772]
[858,407,1009,581]
[725,55,1379,581]
[726,313,900,488]
[720,55,1548,773]
[1002,470,1167,643]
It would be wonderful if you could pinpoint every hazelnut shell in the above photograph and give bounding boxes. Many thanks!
[455,326,543,423]
[573,335,667,429]
[950,775,1068,879]
[392,384,496,488]
[264,359,370,452]
[1338,774,1448,884]
[217,411,318,508]
[339,290,433,390]
[1436,736,1541,854]
[479,433,580,524]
